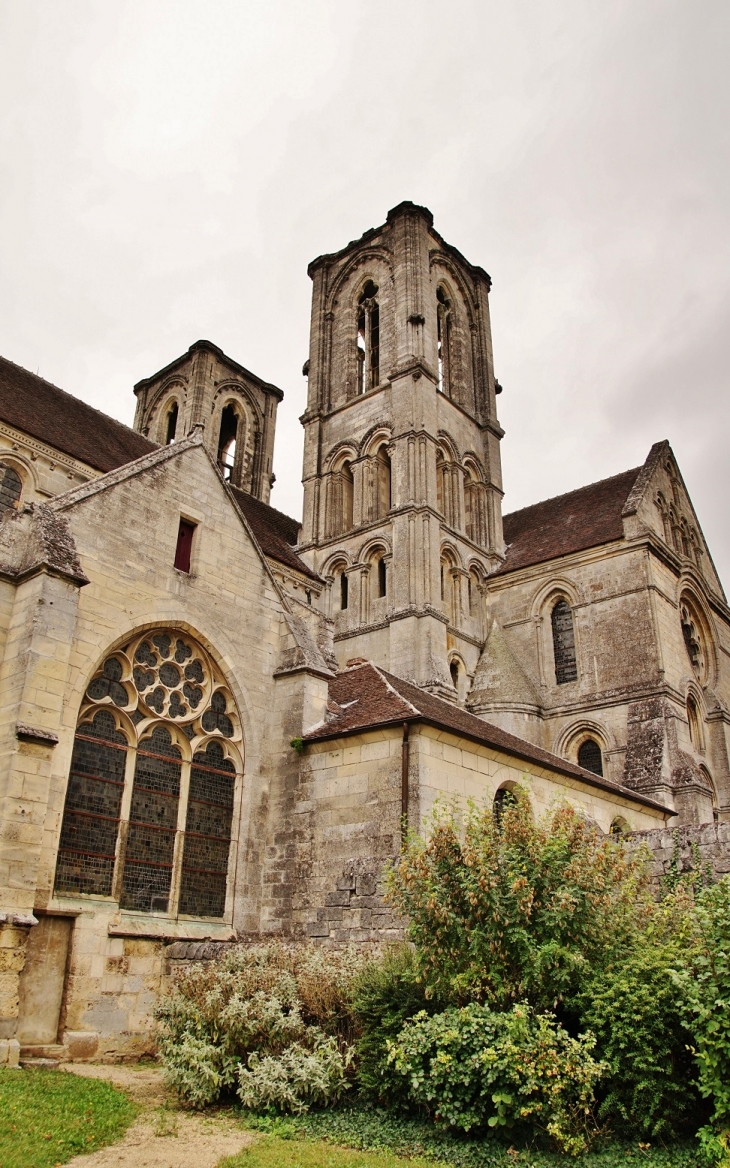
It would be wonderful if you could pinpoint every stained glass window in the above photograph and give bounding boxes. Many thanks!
[54,630,242,919]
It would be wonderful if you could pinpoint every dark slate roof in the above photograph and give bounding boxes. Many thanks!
[304,661,668,813]
[0,355,157,473]
[229,486,320,582]
[495,467,642,577]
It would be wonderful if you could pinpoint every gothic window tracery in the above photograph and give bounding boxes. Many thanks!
[54,630,242,919]
[551,599,578,685]
[357,281,380,394]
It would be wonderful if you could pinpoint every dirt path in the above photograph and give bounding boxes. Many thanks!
[62,1064,253,1168]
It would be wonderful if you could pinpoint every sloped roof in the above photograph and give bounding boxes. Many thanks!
[0,356,157,473]
[303,661,668,813]
[496,467,642,577]
[229,486,320,583]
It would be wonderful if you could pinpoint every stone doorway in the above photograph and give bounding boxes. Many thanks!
[16,914,73,1049]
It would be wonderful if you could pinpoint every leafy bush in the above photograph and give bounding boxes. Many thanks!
[156,941,369,1107]
[386,794,651,1011]
[387,1001,606,1156]
[352,944,438,1100]
[677,877,730,1165]
[578,890,702,1138]
[237,1035,351,1114]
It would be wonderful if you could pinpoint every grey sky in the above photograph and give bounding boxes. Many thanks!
[1,1,728,586]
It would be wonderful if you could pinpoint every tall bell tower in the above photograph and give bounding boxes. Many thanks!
[299,202,504,698]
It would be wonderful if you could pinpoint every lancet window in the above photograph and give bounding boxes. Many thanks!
[218,405,239,481]
[551,599,578,685]
[357,281,380,394]
[437,285,452,396]
[165,402,178,445]
[54,630,242,920]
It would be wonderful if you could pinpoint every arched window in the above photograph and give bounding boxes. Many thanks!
[374,446,391,519]
[610,817,629,835]
[357,281,380,393]
[468,570,480,617]
[464,465,486,545]
[680,599,708,684]
[0,462,22,512]
[218,405,238,481]
[339,570,349,611]
[165,402,179,445]
[687,694,704,752]
[493,784,519,824]
[577,738,603,776]
[551,599,577,684]
[327,460,354,537]
[437,286,452,396]
[377,557,387,598]
[54,630,241,920]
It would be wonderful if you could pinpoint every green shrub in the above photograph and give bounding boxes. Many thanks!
[677,877,730,1164]
[352,945,438,1100]
[386,794,651,1011]
[237,1035,352,1114]
[155,941,369,1107]
[578,891,702,1138]
[387,1001,606,1156]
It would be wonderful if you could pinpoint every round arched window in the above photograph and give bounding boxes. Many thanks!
[577,738,603,777]
[54,629,242,919]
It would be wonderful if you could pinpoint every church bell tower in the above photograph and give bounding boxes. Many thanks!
[299,202,504,698]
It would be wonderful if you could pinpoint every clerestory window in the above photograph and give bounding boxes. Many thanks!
[54,630,241,920]
[551,599,577,684]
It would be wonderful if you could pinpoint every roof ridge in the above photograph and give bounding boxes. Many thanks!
[502,464,641,521]
[367,663,421,716]
[0,354,152,444]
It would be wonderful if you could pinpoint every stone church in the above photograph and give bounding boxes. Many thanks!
[0,201,727,1063]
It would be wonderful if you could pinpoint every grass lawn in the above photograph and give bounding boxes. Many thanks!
[230,1108,701,1168]
[0,1066,136,1168]
[220,1134,434,1168]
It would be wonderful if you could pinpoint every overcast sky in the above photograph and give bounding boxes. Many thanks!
[1,1,728,588]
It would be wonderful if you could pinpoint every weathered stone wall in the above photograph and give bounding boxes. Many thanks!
[629,821,730,890]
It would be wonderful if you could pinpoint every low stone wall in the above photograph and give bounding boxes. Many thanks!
[628,821,730,890]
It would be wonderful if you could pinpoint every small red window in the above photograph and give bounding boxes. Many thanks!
[175,520,196,573]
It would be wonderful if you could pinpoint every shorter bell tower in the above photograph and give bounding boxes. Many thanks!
[299,202,505,698]
[133,339,283,503]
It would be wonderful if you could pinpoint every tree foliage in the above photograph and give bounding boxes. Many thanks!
[386,792,651,1010]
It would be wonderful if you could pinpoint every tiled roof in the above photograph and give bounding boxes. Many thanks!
[0,356,157,473]
[229,486,320,583]
[495,467,642,576]
[304,661,668,813]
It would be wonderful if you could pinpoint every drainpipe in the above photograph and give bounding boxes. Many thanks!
[401,722,410,844]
